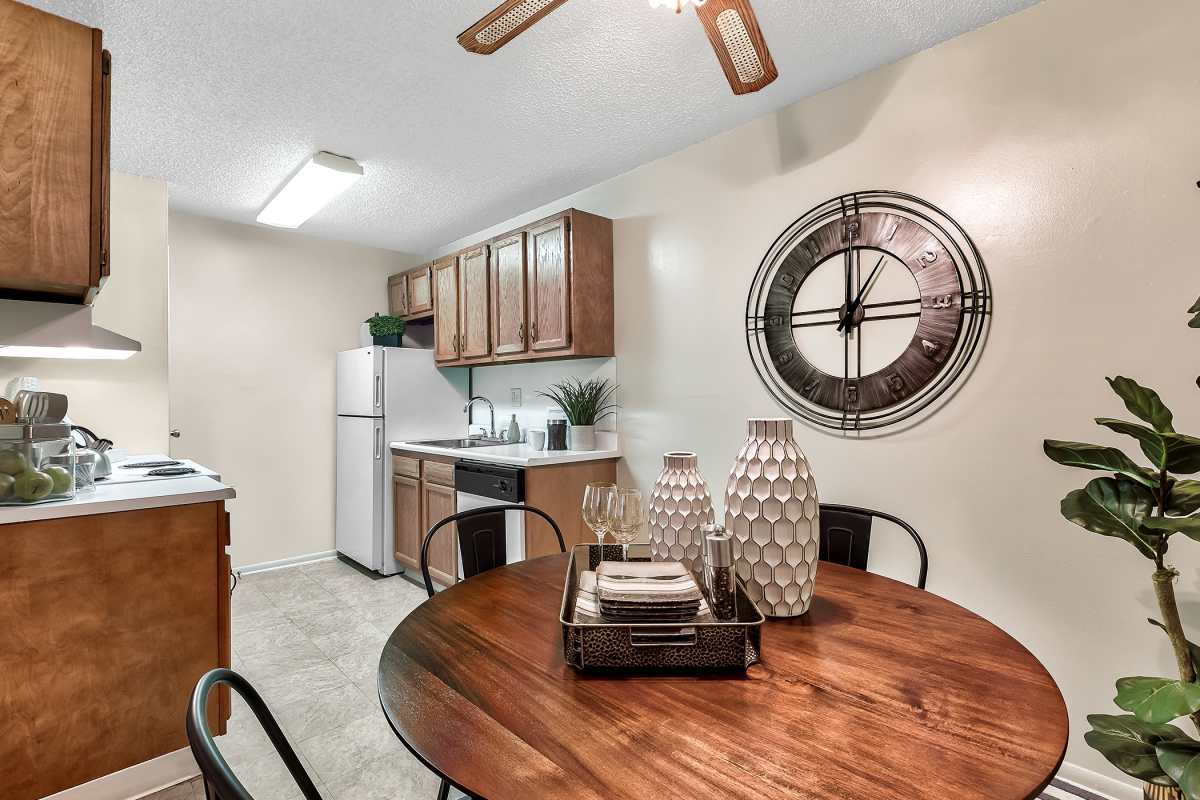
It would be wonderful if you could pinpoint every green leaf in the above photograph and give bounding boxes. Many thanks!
[1169,481,1200,516]
[1096,418,1168,469]
[1191,298,1200,314]
[1044,440,1157,487]
[1149,619,1200,674]
[1158,741,1200,798]
[1190,312,1200,329]
[1164,433,1200,475]
[1084,714,1188,784]
[1061,477,1159,557]
[1143,517,1200,542]
[1116,677,1200,724]
[1108,377,1175,433]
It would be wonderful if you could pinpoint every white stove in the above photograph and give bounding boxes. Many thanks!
[100,455,219,485]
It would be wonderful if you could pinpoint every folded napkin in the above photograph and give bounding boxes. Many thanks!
[595,561,703,606]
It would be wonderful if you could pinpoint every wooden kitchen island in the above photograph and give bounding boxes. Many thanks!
[0,474,235,800]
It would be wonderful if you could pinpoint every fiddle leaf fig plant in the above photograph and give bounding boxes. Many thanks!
[1046,298,1200,796]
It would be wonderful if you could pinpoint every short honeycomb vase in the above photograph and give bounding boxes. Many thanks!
[648,451,714,575]
[724,418,820,618]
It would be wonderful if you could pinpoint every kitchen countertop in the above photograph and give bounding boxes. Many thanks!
[0,456,235,525]
[392,433,621,467]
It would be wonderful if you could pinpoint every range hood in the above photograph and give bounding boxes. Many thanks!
[0,299,141,360]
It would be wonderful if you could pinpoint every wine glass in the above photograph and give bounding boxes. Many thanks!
[581,482,616,553]
[607,488,643,562]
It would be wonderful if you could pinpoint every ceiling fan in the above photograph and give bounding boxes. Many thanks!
[457,0,778,96]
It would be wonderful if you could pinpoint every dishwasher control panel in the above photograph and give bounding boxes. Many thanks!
[454,460,525,503]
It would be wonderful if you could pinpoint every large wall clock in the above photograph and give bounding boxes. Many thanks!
[745,191,991,433]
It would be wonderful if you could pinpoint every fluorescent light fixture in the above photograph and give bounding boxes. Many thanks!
[256,151,364,228]
[0,300,142,361]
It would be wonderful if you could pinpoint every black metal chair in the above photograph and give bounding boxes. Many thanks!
[187,668,324,800]
[419,504,566,800]
[819,503,929,589]
[419,503,567,599]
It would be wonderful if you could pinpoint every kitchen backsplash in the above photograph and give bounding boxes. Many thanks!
[469,357,617,440]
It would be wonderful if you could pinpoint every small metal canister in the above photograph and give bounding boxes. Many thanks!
[702,524,737,621]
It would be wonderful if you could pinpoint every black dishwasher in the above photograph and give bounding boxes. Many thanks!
[454,460,524,502]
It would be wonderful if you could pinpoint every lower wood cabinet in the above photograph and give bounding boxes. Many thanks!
[392,453,457,587]
[0,501,230,800]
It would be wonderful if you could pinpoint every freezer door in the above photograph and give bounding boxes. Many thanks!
[335,415,384,570]
[337,347,384,417]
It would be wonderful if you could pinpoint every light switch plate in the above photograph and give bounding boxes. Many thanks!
[510,388,522,407]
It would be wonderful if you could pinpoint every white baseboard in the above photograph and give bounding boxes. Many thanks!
[40,748,198,800]
[1057,761,1142,800]
[235,550,337,575]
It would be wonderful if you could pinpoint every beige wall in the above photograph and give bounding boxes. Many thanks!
[0,172,170,454]
[167,213,414,569]
[437,0,1200,789]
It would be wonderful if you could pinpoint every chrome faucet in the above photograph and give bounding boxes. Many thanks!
[463,396,496,438]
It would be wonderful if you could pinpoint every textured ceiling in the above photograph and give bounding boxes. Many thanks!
[28,0,1038,254]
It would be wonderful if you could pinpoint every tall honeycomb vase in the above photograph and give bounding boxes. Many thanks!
[648,451,714,575]
[724,418,820,617]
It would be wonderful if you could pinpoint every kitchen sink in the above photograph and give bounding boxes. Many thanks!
[408,437,509,449]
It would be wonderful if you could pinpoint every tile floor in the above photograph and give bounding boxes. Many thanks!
[143,557,437,800]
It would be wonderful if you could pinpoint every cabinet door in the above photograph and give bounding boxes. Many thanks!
[387,275,408,317]
[491,233,527,357]
[407,266,433,315]
[422,481,458,588]
[457,245,490,360]
[432,257,460,362]
[0,3,102,301]
[392,474,422,571]
[527,216,571,351]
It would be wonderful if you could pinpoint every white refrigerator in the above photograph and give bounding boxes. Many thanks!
[335,346,468,574]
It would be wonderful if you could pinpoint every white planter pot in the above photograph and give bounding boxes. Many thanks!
[648,452,714,575]
[568,425,595,451]
[724,417,820,618]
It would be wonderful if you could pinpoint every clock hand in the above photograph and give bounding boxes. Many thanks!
[837,254,887,332]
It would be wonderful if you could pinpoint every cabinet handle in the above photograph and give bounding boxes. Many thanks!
[530,321,538,341]
[518,322,525,340]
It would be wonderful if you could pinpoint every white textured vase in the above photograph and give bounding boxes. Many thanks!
[648,451,714,575]
[724,418,820,617]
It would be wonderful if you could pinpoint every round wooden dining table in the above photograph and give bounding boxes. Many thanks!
[378,554,1067,800]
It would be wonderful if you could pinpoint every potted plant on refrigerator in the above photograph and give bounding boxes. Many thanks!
[539,377,618,451]
[1043,297,1200,800]
[367,314,406,347]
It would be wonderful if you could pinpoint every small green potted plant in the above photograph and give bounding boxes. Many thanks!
[1043,297,1200,800]
[367,314,406,347]
[539,377,618,451]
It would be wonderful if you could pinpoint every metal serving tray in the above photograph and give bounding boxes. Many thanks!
[560,544,764,671]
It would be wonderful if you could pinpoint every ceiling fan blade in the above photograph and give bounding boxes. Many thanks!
[694,0,778,95]
[457,0,569,55]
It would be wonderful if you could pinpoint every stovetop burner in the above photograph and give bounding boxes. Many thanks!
[146,467,199,477]
[120,460,182,469]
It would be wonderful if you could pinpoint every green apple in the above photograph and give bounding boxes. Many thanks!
[14,470,53,502]
[0,473,14,501]
[0,449,28,476]
[44,465,73,495]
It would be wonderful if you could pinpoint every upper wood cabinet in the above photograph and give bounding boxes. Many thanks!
[432,256,460,362]
[0,0,111,304]
[435,209,613,367]
[407,266,433,316]
[387,273,408,316]
[527,216,571,352]
[457,245,490,361]
[490,232,527,358]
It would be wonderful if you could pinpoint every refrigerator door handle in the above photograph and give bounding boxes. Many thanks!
[374,374,382,409]
[375,426,382,460]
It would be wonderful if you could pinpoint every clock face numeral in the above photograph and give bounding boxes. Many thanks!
[923,294,956,309]
[747,194,990,432]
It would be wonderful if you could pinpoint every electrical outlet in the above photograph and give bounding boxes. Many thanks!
[510,388,522,407]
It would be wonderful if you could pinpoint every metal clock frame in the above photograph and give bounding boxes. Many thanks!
[745,190,991,433]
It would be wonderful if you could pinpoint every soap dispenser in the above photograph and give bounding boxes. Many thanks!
[506,414,521,444]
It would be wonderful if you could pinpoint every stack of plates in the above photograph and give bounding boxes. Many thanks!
[595,561,704,623]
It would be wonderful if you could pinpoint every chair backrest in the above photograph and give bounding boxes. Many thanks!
[186,668,324,800]
[818,503,929,589]
[420,504,566,598]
